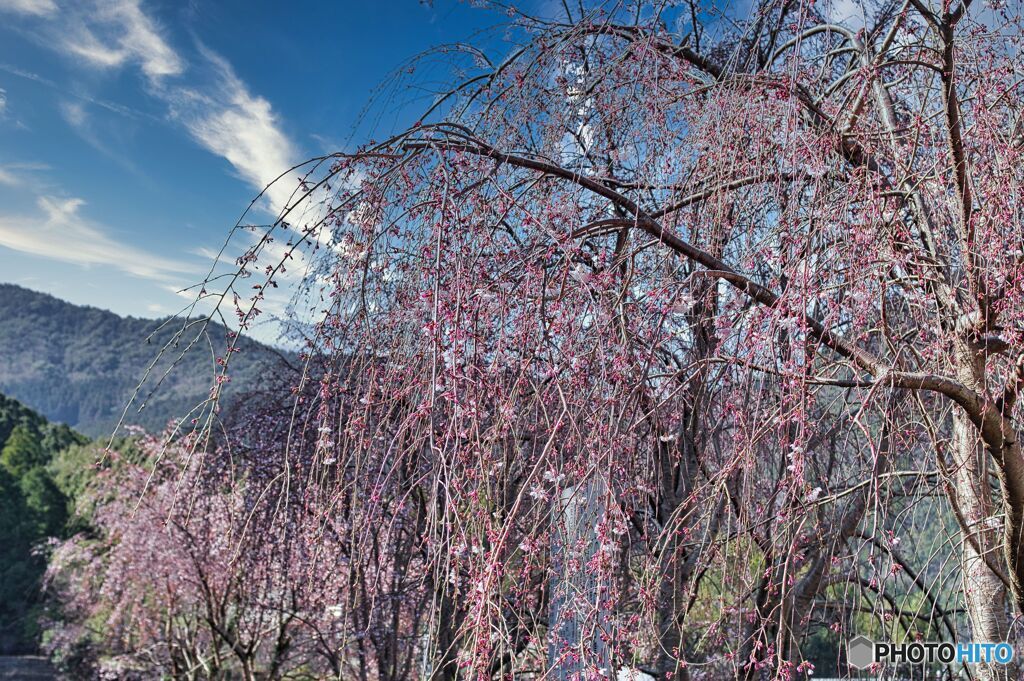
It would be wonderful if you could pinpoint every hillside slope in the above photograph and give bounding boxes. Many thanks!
[0,285,290,437]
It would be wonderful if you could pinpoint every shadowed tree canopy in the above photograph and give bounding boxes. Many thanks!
[1,425,46,479]
[0,394,86,654]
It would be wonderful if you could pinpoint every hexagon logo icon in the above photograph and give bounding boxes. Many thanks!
[847,635,875,670]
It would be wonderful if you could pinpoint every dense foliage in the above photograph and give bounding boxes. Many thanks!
[0,393,85,653]
[0,284,290,437]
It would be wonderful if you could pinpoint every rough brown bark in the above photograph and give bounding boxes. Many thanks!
[952,409,1012,681]
[948,343,1018,681]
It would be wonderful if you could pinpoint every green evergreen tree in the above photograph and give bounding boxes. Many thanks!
[1,424,46,478]
[0,465,38,651]
[41,423,87,458]
[0,395,87,652]
[19,468,68,538]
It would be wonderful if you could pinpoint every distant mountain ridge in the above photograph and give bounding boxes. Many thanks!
[0,284,289,437]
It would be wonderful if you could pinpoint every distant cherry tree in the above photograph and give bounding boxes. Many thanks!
[44,429,374,680]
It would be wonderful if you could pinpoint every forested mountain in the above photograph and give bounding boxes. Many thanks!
[0,285,291,437]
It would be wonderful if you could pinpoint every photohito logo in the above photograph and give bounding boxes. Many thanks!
[847,635,1014,669]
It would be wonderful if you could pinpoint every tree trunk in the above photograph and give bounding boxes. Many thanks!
[548,480,611,680]
[950,345,1016,680]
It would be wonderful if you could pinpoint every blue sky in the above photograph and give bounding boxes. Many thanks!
[0,0,524,323]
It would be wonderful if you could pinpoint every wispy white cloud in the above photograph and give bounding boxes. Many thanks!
[0,195,196,280]
[0,0,57,17]
[1,63,152,123]
[57,99,144,172]
[0,161,49,186]
[3,0,307,298]
[64,29,128,69]
[16,0,300,214]
[162,283,194,299]
[0,88,6,116]
[57,0,183,82]
[166,46,298,214]
[60,99,86,127]
[0,63,54,86]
